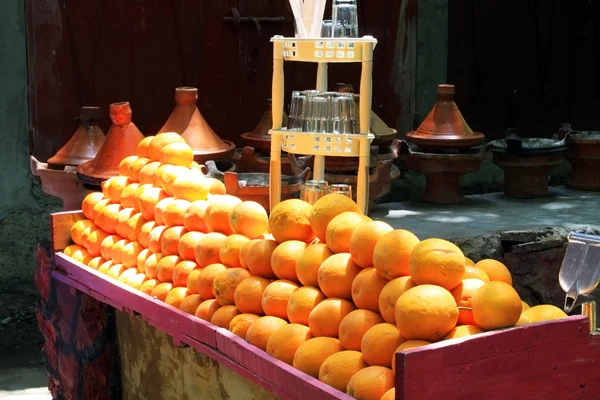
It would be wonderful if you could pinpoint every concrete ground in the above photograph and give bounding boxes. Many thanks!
[0,352,51,400]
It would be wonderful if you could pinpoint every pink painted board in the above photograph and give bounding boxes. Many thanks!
[215,328,351,400]
[395,316,600,400]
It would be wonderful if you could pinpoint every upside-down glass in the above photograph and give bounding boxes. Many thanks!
[332,0,359,38]
[288,91,307,131]
[303,92,330,133]
[331,93,357,134]
[329,184,353,199]
[321,19,345,38]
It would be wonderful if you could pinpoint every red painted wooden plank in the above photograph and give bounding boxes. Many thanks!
[395,316,600,400]
[215,328,351,400]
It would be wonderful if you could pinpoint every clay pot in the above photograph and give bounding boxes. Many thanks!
[77,102,144,186]
[563,125,600,191]
[47,106,105,169]
[159,87,235,162]
[241,99,288,151]
[233,146,304,175]
[407,84,485,151]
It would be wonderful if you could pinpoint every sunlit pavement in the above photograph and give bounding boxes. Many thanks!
[0,366,52,400]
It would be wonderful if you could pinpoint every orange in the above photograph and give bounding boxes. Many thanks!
[395,285,459,341]
[474,259,513,285]
[293,337,343,378]
[195,299,221,322]
[148,132,186,161]
[132,184,153,212]
[349,221,394,269]
[139,279,159,295]
[309,194,361,242]
[148,225,168,254]
[271,240,306,282]
[196,263,228,299]
[139,187,168,221]
[82,192,105,220]
[234,276,270,315]
[408,238,466,290]
[160,166,191,196]
[118,268,140,286]
[287,286,325,326]
[120,183,140,209]
[361,323,403,368]
[180,294,203,314]
[105,176,130,203]
[296,243,333,287]
[245,316,289,351]
[346,366,395,400]
[325,211,371,254]
[465,257,475,266]
[160,226,188,256]
[137,136,154,158]
[308,298,356,338]
[373,229,420,279]
[129,273,148,290]
[213,268,252,306]
[266,323,313,365]
[151,282,175,301]
[229,201,268,239]
[125,213,148,242]
[137,248,152,272]
[159,142,194,167]
[381,388,396,400]
[239,238,261,269]
[85,229,111,257]
[128,157,151,183]
[183,200,210,233]
[338,309,384,351]
[521,301,531,312]
[178,231,204,261]
[194,232,227,267]
[152,163,174,188]
[92,199,111,226]
[204,195,242,235]
[100,235,121,260]
[172,260,199,287]
[154,197,175,226]
[210,305,241,329]
[522,304,567,323]
[122,241,144,269]
[87,257,106,270]
[318,253,362,300]
[205,178,226,195]
[163,199,191,228]
[115,208,136,239]
[351,268,388,312]
[229,313,260,338]
[318,350,367,392]
[144,252,164,280]
[63,244,86,258]
[268,199,315,243]
[71,219,98,245]
[138,221,158,248]
[111,239,130,264]
[261,280,299,320]
[186,269,203,294]
[471,281,522,330]
[156,255,182,282]
[71,248,94,265]
[97,203,124,234]
[451,278,486,325]
[391,340,431,374]
[138,161,161,186]
[97,260,116,274]
[106,264,128,280]
[172,169,210,202]
[442,325,484,340]
[378,276,417,324]
[464,265,490,282]
[219,234,250,268]
[246,239,278,279]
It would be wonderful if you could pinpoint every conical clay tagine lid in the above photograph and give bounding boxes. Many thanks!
[47,106,106,169]
[159,87,235,162]
[241,99,288,150]
[77,102,144,183]
[407,84,485,151]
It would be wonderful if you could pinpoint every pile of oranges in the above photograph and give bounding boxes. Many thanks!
[63,132,569,400]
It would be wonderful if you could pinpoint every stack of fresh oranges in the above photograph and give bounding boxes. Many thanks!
[64,131,569,400]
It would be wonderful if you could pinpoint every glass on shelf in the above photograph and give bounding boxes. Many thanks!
[329,183,353,199]
[332,0,359,38]
[300,180,326,205]
[287,90,357,135]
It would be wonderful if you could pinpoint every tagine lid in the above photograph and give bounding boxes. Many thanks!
[241,99,289,150]
[407,84,485,150]
[47,106,106,168]
[77,102,144,182]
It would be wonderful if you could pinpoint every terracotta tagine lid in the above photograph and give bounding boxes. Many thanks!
[241,99,288,151]
[47,106,106,169]
[407,84,485,151]
[159,86,236,162]
[77,102,144,182]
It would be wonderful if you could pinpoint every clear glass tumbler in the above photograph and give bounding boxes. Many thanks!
[321,20,345,38]
[288,91,307,131]
[332,0,359,38]
[300,181,325,205]
[329,184,353,199]
[331,93,357,134]
[303,92,331,133]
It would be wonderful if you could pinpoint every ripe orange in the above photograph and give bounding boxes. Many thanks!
[465,257,476,266]
[172,169,210,202]
[239,238,261,269]
[246,239,278,279]
[138,221,158,248]
[144,252,164,280]
[156,255,182,282]
[195,299,221,322]
[64,244,86,258]
[219,234,250,268]
[471,281,523,330]
[178,231,204,261]
[296,243,333,287]
[194,232,227,267]
[464,265,490,282]
[148,132,187,161]
[120,183,140,209]
[97,203,124,235]
[132,184,153,213]
[125,213,147,242]
[318,253,362,300]
[287,286,326,326]
[409,238,466,290]
[346,366,395,400]
[261,280,299,320]
[183,200,210,233]
[105,176,130,203]
[111,239,130,264]
[318,350,367,392]
[82,192,105,220]
[180,294,203,315]
[139,187,168,221]
[128,157,151,183]
[136,248,152,272]
[474,259,513,285]
[71,247,94,265]
[152,163,174,188]
[373,229,420,279]
[160,226,188,256]
[234,276,270,315]
[160,165,191,196]
[268,199,315,243]
[293,337,343,378]
[203,195,242,235]
[205,178,226,195]
[87,257,106,270]
[245,316,289,351]
[309,194,361,242]
[442,325,484,340]
[85,229,111,257]
[308,298,356,338]
[106,264,128,280]
[147,225,168,254]
[151,282,174,301]
[137,136,154,158]
[213,268,252,306]
[159,142,194,167]
[139,279,159,295]
[186,269,203,294]
[196,263,228,299]
[361,323,403,368]
[325,211,371,254]
[351,268,388,312]
[165,287,190,308]
[211,305,241,329]
[115,208,136,239]
[338,309,384,351]
[92,199,111,225]
[266,324,313,365]
[163,199,191,228]
[381,388,396,400]
[451,278,487,325]
[378,276,417,324]
[522,301,531,312]
[172,260,199,287]
[229,201,268,239]
[129,273,149,290]
[229,313,261,338]
[395,285,459,341]
[138,161,161,186]
[348,221,394,269]
[99,235,121,260]
[154,197,175,226]
[522,304,568,322]
[97,260,116,274]
[121,241,144,269]
[271,240,307,282]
